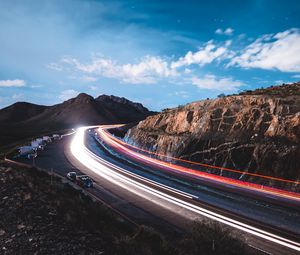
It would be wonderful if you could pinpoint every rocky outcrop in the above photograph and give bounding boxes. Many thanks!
[96,94,150,114]
[125,83,300,181]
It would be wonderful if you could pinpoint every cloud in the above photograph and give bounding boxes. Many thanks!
[81,76,98,82]
[191,74,244,91]
[12,93,23,100]
[89,85,98,91]
[215,27,234,36]
[50,28,300,92]
[121,56,177,83]
[30,84,43,88]
[59,89,79,101]
[230,28,300,72]
[171,41,228,69]
[47,63,64,71]
[0,79,25,87]
[168,91,189,99]
[57,55,177,84]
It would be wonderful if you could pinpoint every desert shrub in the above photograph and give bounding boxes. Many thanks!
[177,221,246,255]
[115,225,172,255]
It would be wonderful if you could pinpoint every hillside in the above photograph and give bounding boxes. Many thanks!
[0,162,247,255]
[0,102,47,123]
[124,82,300,181]
[0,93,153,149]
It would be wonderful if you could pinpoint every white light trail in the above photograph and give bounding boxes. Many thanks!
[70,127,300,252]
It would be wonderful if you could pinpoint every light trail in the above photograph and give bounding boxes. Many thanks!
[70,126,300,252]
[107,128,300,185]
[96,126,300,202]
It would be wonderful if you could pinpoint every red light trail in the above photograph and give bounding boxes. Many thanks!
[97,125,300,202]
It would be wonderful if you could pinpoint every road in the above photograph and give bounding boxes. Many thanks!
[14,126,300,255]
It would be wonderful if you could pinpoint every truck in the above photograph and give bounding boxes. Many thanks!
[31,140,44,150]
[52,134,61,140]
[36,138,45,145]
[42,136,52,143]
[18,146,37,159]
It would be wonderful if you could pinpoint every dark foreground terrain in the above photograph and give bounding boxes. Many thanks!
[0,162,248,255]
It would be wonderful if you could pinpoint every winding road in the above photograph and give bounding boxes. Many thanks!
[12,125,300,255]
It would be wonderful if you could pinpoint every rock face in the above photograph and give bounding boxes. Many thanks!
[125,83,300,181]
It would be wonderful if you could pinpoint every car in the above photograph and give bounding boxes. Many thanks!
[19,152,37,159]
[76,175,93,188]
[66,171,77,182]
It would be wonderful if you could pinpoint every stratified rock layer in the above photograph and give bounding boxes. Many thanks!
[125,83,300,181]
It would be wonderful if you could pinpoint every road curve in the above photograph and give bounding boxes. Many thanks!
[70,126,300,254]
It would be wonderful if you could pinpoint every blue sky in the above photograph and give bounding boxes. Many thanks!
[0,0,300,110]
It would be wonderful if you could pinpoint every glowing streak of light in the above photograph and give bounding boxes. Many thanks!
[97,126,300,201]
[70,127,300,252]
[104,126,300,185]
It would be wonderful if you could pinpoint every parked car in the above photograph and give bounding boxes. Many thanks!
[66,172,93,188]
[31,140,44,150]
[66,171,77,182]
[19,151,37,159]
[76,175,93,188]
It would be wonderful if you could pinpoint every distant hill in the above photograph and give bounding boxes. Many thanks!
[0,102,47,123]
[0,93,154,149]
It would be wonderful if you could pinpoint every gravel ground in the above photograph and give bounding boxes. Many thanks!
[0,163,131,255]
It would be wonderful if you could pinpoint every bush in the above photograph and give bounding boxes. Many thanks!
[177,221,246,255]
[115,226,172,255]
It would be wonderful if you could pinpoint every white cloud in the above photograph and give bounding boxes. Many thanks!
[191,74,244,91]
[230,28,300,72]
[169,91,189,99]
[47,63,64,71]
[184,68,192,74]
[121,56,177,84]
[215,27,234,36]
[58,55,177,84]
[30,84,43,88]
[54,40,232,84]
[81,76,98,82]
[89,85,98,91]
[59,89,79,101]
[12,93,23,100]
[171,41,228,69]
[0,79,25,87]
[215,28,223,35]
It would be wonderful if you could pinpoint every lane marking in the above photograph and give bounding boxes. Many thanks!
[70,127,300,252]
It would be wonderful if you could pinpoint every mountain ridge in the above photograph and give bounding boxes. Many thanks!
[0,93,153,149]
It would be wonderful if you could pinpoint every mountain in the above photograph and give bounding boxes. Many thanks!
[0,93,153,149]
[124,82,300,182]
[0,102,47,123]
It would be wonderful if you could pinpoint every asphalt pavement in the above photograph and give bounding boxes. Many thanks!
[14,130,300,255]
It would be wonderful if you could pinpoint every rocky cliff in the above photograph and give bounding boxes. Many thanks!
[125,82,300,181]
